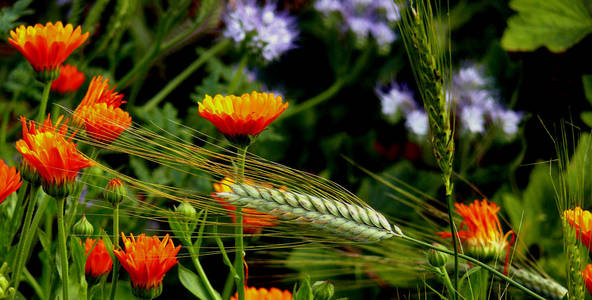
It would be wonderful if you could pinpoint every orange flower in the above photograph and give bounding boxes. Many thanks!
[16,115,93,196]
[231,286,292,300]
[84,238,113,278]
[437,199,514,271]
[213,177,278,233]
[114,233,181,298]
[0,160,23,204]
[198,92,288,146]
[74,76,131,144]
[564,207,592,250]
[8,22,89,81]
[584,264,592,296]
[51,64,85,93]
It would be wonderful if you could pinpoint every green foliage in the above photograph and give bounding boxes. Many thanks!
[0,0,32,39]
[178,264,219,300]
[293,277,314,300]
[501,0,592,52]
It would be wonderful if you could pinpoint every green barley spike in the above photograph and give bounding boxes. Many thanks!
[215,184,403,242]
[501,267,568,300]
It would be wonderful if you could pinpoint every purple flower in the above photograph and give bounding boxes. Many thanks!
[460,105,486,134]
[405,110,429,136]
[376,82,416,117]
[371,22,397,49]
[493,109,522,136]
[314,0,342,12]
[223,1,298,62]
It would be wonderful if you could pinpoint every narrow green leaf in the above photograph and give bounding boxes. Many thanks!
[178,264,219,300]
[293,277,313,300]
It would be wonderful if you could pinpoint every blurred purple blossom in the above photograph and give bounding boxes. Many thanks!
[405,110,428,136]
[223,0,298,62]
[460,105,486,134]
[376,82,416,117]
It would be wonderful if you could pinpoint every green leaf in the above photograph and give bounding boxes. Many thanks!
[178,264,221,300]
[501,0,592,52]
[583,75,592,105]
[293,277,313,300]
[581,111,592,127]
[0,0,33,39]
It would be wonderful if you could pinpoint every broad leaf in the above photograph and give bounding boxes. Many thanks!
[178,264,221,300]
[501,0,592,52]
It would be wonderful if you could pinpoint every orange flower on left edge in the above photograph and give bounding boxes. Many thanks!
[114,233,181,299]
[0,160,22,204]
[584,264,592,296]
[8,22,89,81]
[74,76,131,144]
[16,115,93,197]
[213,177,278,234]
[51,64,85,94]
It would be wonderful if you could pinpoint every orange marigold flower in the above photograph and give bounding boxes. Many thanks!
[213,177,278,233]
[584,264,592,296]
[114,233,181,299]
[51,64,85,94]
[8,22,89,81]
[437,199,515,272]
[0,160,23,204]
[198,92,288,146]
[16,115,93,196]
[564,206,592,250]
[74,76,131,144]
[231,286,292,300]
[84,238,113,279]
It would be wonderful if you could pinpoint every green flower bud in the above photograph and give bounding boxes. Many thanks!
[19,161,40,186]
[73,215,94,237]
[427,243,450,268]
[0,276,8,295]
[132,283,162,300]
[42,180,76,198]
[175,201,196,219]
[312,280,335,300]
[104,178,126,206]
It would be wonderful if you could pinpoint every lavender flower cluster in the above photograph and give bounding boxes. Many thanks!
[314,0,400,53]
[223,1,298,62]
[377,64,522,140]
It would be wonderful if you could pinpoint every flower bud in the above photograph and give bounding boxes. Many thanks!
[73,215,94,237]
[312,280,334,300]
[104,178,126,206]
[427,243,450,268]
[175,201,196,219]
[19,161,40,186]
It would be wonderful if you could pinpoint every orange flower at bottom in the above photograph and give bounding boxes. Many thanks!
[51,64,85,93]
[231,286,292,300]
[564,207,592,250]
[213,177,278,233]
[114,233,180,298]
[0,160,22,204]
[437,199,515,273]
[584,264,592,296]
[84,238,113,278]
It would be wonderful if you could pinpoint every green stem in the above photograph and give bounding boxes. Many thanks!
[23,267,45,300]
[234,145,249,300]
[11,185,35,298]
[37,81,52,122]
[400,235,545,300]
[57,196,70,300]
[139,39,230,114]
[279,79,344,120]
[109,204,120,300]
[439,266,455,300]
[228,55,248,95]
[185,239,219,299]
[445,188,460,296]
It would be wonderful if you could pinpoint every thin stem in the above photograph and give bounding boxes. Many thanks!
[227,55,248,95]
[279,79,344,120]
[109,204,120,300]
[400,235,545,300]
[439,266,455,300]
[445,188,460,295]
[37,81,52,122]
[139,39,230,113]
[11,184,35,298]
[57,196,70,300]
[23,267,45,300]
[234,145,249,300]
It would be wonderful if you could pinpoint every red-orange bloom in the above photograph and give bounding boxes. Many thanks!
[564,207,592,250]
[8,22,88,77]
[51,64,85,93]
[114,233,181,292]
[16,115,93,195]
[84,238,113,278]
[0,160,23,204]
[213,177,278,233]
[231,286,292,300]
[437,199,514,271]
[198,92,288,145]
[584,264,592,296]
[74,76,131,144]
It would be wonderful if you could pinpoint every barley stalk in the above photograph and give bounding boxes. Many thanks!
[215,183,402,242]
[500,266,568,300]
